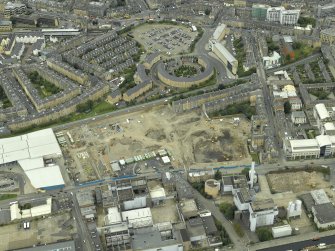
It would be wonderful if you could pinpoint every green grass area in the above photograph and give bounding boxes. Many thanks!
[233,223,244,237]
[119,66,137,93]
[309,89,330,100]
[219,202,236,220]
[0,194,17,201]
[256,227,273,242]
[214,217,232,246]
[266,37,280,53]
[298,16,316,28]
[306,129,317,139]
[233,37,256,77]
[0,85,12,109]
[250,152,260,164]
[174,65,197,77]
[294,43,317,61]
[210,101,256,120]
[309,61,325,83]
[28,71,62,98]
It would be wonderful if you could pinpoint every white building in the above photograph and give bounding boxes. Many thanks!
[313,103,331,132]
[285,135,335,159]
[212,23,228,42]
[287,200,302,218]
[0,128,64,190]
[272,225,292,238]
[263,51,281,69]
[284,139,320,159]
[280,9,300,25]
[212,42,238,75]
[249,199,278,232]
[11,197,52,221]
[121,207,153,229]
[323,122,335,136]
[266,7,284,22]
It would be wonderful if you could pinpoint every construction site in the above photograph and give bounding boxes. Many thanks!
[55,106,251,183]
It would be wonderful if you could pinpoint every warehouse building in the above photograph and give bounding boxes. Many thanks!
[211,42,238,75]
[312,203,335,229]
[284,135,335,159]
[12,240,76,251]
[212,23,228,42]
[10,197,52,221]
[0,128,65,190]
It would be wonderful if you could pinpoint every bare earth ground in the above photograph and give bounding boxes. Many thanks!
[267,171,329,193]
[0,213,75,250]
[63,106,251,181]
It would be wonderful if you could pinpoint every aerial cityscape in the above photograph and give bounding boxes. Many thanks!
[2,0,335,251]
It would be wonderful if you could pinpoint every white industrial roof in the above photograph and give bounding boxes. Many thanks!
[106,207,122,225]
[311,189,331,205]
[162,156,171,164]
[316,135,332,147]
[324,122,335,131]
[150,187,166,199]
[213,43,237,63]
[315,104,330,120]
[213,23,226,41]
[25,165,65,189]
[122,207,152,221]
[0,128,62,164]
[290,139,319,152]
[18,158,44,171]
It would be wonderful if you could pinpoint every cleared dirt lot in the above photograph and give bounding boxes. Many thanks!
[267,171,329,193]
[61,106,251,182]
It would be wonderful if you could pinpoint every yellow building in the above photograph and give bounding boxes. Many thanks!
[234,0,246,7]
[123,81,152,102]
[106,90,122,104]
[321,28,335,44]
[0,20,12,31]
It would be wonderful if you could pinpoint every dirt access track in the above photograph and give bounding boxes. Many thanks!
[86,106,251,168]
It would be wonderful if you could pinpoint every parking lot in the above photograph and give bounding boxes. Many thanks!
[0,212,75,250]
[131,23,198,55]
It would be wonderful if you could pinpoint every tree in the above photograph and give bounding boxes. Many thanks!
[219,203,236,220]
[256,227,272,242]
[241,167,249,176]
[214,170,222,180]
[284,101,291,114]
[205,9,211,15]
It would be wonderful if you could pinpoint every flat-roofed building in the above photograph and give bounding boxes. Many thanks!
[212,23,228,42]
[212,42,238,75]
[312,202,335,229]
[266,7,284,23]
[280,9,300,25]
[313,103,331,131]
[249,198,278,232]
[284,139,320,159]
[263,51,281,69]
